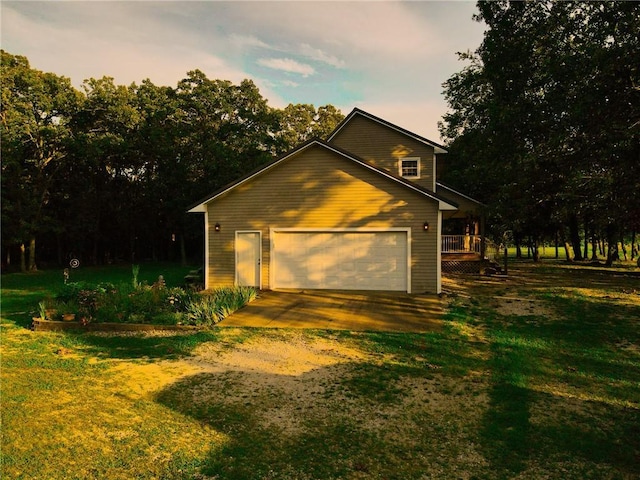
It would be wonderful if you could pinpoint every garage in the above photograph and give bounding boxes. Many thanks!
[271,229,409,292]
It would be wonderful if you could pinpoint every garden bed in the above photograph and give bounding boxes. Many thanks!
[34,265,257,330]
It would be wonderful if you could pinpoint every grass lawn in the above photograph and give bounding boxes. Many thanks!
[1,261,639,479]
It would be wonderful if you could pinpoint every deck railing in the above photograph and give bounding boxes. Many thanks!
[441,235,483,254]
[442,236,502,262]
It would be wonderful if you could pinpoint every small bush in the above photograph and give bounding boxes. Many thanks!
[166,287,196,312]
[43,278,255,327]
[56,282,94,303]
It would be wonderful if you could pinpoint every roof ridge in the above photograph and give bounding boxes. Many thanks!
[187,139,457,213]
[327,107,447,153]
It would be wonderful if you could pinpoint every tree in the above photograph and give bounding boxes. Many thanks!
[439,1,640,262]
[275,103,344,151]
[1,50,82,270]
[2,50,347,268]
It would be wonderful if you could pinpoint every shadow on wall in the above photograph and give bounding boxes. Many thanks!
[208,144,439,292]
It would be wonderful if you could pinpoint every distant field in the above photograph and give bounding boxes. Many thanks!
[2,261,639,479]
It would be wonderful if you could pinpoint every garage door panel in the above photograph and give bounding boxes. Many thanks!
[273,231,408,291]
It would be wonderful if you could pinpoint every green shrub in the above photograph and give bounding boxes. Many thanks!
[95,303,124,323]
[42,281,255,327]
[166,287,196,312]
[56,282,94,303]
[152,311,188,325]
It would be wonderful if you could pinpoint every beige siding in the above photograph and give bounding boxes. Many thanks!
[205,144,441,293]
[328,115,436,191]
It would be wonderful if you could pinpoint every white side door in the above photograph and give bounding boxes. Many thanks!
[236,231,261,288]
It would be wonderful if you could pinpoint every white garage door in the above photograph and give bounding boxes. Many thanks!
[272,231,408,291]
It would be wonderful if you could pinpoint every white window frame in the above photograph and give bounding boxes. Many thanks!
[399,157,420,179]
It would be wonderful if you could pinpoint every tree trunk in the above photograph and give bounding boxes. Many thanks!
[503,246,508,275]
[56,234,64,266]
[568,215,583,261]
[28,236,37,271]
[558,226,572,262]
[605,224,618,267]
[20,243,26,272]
[583,218,589,259]
[591,233,598,260]
[631,231,637,259]
[620,236,627,261]
[92,231,100,265]
[532,236,540,262]
[130,234,136,263]
[555,231,559,259]
[180,233,187,266]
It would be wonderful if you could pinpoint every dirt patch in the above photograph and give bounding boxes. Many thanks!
[493,296,555,317]
[97,330,375,433]
[192,330,369,376]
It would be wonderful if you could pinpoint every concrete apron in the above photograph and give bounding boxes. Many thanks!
[220,289,443,332]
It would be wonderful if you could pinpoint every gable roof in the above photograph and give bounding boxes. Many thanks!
[327,107,448,154]
[187,138,458,213]
[436,182,485,207]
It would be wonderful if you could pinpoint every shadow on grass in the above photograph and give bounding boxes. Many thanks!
[479,321,640,478]
[539,294,640,347]
[155,359,477,480]
[67,331,221,359]
[155,368,394,479]
[61,327,262,361]
[481,338,534,475]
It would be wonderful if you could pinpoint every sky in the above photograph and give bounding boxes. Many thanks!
[1,1,486,142]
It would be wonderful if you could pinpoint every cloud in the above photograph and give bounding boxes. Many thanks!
[257,58,315,77]
[1,1,485,139]
[229,34,271,50]
[298,44,345,68]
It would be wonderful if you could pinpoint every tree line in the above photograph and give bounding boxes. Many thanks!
[439,1,639,265]
[1,50,344,271]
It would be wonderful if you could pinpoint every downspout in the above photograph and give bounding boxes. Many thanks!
[436,210,443,294]
[203,209,210,290]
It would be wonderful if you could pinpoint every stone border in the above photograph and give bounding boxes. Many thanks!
[32,318,204,333]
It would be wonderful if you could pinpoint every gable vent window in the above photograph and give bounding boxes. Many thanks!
[400,158,420,178]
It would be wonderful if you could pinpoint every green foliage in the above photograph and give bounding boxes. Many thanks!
[440,2,640,258]
[131,264,140,288]
[48,277,256,326]
[37,300,46,320]
[184,287,258,326]
[1,49,343,268]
